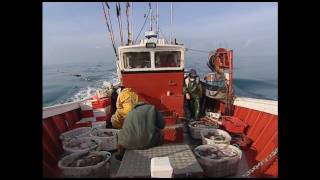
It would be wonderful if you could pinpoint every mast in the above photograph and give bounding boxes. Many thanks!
[149,3,153,31]
[156,2,159,35]
[126,2,132,45]
[131,2,134,44]
[170,2,173,44]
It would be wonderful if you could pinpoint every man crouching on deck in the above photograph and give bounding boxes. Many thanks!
[115,102,165,161]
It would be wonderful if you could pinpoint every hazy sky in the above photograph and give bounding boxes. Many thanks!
[43,2,277,65]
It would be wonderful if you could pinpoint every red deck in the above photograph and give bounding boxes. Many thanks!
[42,100,278,177]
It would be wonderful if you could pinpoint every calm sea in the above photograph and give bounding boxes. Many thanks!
[43,55,277,107]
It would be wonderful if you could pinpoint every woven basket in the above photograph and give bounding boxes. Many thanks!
[58,150,111,178]
[91,121,106,129]
[59,127,92,144]
[188,121,217,140]
[63,137,102,154]
[194,144,242,177]
[200,129,231,145]
[90,129,119,151]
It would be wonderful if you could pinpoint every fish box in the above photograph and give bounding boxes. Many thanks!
[92,98,110,109]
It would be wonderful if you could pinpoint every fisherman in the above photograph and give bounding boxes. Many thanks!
[106,84,119,128]
[115,102,165,161]
[183,69,202,121]
[110,84,140,129]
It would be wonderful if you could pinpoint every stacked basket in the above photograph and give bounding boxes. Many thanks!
[90,129,119,151]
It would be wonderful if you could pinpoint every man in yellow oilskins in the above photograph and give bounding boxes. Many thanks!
[183,69,202,121]
[110,85,140,129]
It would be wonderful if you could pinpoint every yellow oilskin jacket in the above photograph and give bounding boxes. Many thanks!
[112,88,139,129]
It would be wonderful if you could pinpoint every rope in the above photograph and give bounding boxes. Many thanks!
[134,7,151,44]
[102,2,118,59]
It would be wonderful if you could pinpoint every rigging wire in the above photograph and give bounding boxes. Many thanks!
[116,2,124,46]
[134,7,151,44]
[102,2,118,59]
[186,48,211,54]
[158,30,169,43]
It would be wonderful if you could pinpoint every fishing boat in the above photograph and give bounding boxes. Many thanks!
[43,2,277,178]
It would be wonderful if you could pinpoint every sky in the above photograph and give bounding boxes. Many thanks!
[43,2,277,65]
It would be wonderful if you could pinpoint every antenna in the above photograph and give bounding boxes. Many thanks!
[170,2,173,44]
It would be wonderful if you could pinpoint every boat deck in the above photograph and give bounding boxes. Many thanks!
[108,132,250,178]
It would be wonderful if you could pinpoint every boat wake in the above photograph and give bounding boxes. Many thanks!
[61,75,119,104]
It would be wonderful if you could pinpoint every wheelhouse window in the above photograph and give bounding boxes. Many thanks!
[155,51,181,68]
[123,52,151,69]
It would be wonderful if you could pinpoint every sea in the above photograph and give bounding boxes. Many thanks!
[43,55,277,107]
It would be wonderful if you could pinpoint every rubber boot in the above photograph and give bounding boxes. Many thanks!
[193,97,201,121]
[115,144,125,161]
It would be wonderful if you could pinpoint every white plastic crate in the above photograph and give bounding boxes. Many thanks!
[93,108,107,117]
[150,157,173,178]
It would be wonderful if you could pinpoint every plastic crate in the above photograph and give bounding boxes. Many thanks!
[162,125,184,143]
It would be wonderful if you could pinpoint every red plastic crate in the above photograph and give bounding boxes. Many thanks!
[91,98,110,109]
[162,126,184,143]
